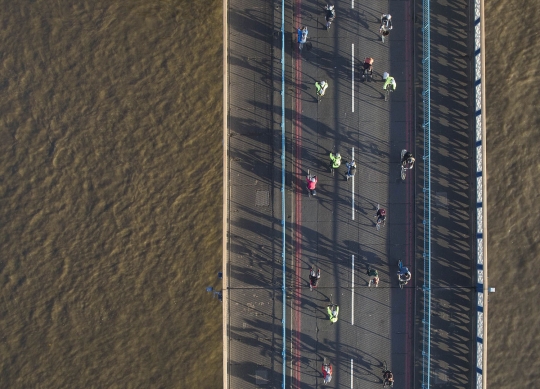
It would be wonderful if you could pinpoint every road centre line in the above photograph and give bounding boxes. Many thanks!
[352,147,355,220]
[351,255,354,325]
[350,359,354,388]
[351,44,354,112]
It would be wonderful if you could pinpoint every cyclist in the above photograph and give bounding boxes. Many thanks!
[324,4,336,29]
[345,160,356,180]
[381,14,393,30]
[383,369,394,387]
[362,57,374,79]
[401,151,415,169]
[398,265,412,285]
[367,268,379,287]
[315,80,329,97]
[306,174,318,196]
[309,267,321,288]
[327,304,339,323]
[380,14,392,40]
[298,26,308,48]
[322,362,333,383]
[375,207,387,227]
[383,73,396,91]
[329,152,342,169]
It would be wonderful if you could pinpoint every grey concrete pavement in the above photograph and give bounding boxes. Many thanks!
[225,0,284,388]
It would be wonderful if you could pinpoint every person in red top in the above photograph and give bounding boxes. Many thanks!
[307,174,317,196]
[322,362,333,383]
[376,208,387,227]
[362,57,374,80]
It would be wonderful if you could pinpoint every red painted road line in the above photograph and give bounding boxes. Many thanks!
[404,0,414,388]
[293,1,303,388]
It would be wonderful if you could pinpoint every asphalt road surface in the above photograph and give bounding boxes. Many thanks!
[225,0,477,387]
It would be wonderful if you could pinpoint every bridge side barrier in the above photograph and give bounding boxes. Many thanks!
[474,0,488,387]
[280,0,286,387]
[421,0,431,386]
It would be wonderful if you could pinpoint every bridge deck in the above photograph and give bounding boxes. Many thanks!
[224,0,477,387]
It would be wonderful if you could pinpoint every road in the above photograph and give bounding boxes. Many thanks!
[224,0,477,387]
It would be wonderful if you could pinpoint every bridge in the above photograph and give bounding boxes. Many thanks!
[222,0,489,387]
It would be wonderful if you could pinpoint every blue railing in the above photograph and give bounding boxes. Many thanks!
[474,0,487,387]
[421,0,431,386]
[280,0,286,387]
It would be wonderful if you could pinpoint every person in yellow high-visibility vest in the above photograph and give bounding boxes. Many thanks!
[327,304,339,323]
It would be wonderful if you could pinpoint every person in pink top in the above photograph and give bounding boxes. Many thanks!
[306,174,317,196]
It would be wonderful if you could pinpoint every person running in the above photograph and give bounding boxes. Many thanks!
[324,4,336,29]
[401,151,415,169]
[329,152,342,169]
[367,268,379,287]
[383,73,397,91]
[375,207,387,227]
[346,160,356,180]
[306,174,317,196]
[315,80,329,97]
[327,304,339,323]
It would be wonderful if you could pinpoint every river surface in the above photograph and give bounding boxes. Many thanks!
[0,0,533,387]
[0,1,223,387]
[485,0,540,387]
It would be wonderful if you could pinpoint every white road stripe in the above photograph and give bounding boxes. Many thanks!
[351,44,354,112]
[351,254,354,325]
[352,0,354,9]
[352,147,355,220]
[351,359,354,388]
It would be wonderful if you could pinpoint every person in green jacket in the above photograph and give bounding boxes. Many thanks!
[382,72,396,91]
[367,268,379,287]
[329,152,341,169]
[327,304,339,323]
[315,80,329,97]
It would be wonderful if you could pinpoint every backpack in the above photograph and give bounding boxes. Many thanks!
[367,269,378,277]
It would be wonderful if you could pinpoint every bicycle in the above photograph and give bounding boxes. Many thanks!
[384,84,393,101]
[401,149,407,180]
[382,361,394,387]
[397,259,411,289]
[380,27,390,43]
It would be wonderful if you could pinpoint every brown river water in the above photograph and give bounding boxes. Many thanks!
[485,0,540,387]
[0,0,222,387]
[0,0,533,387]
